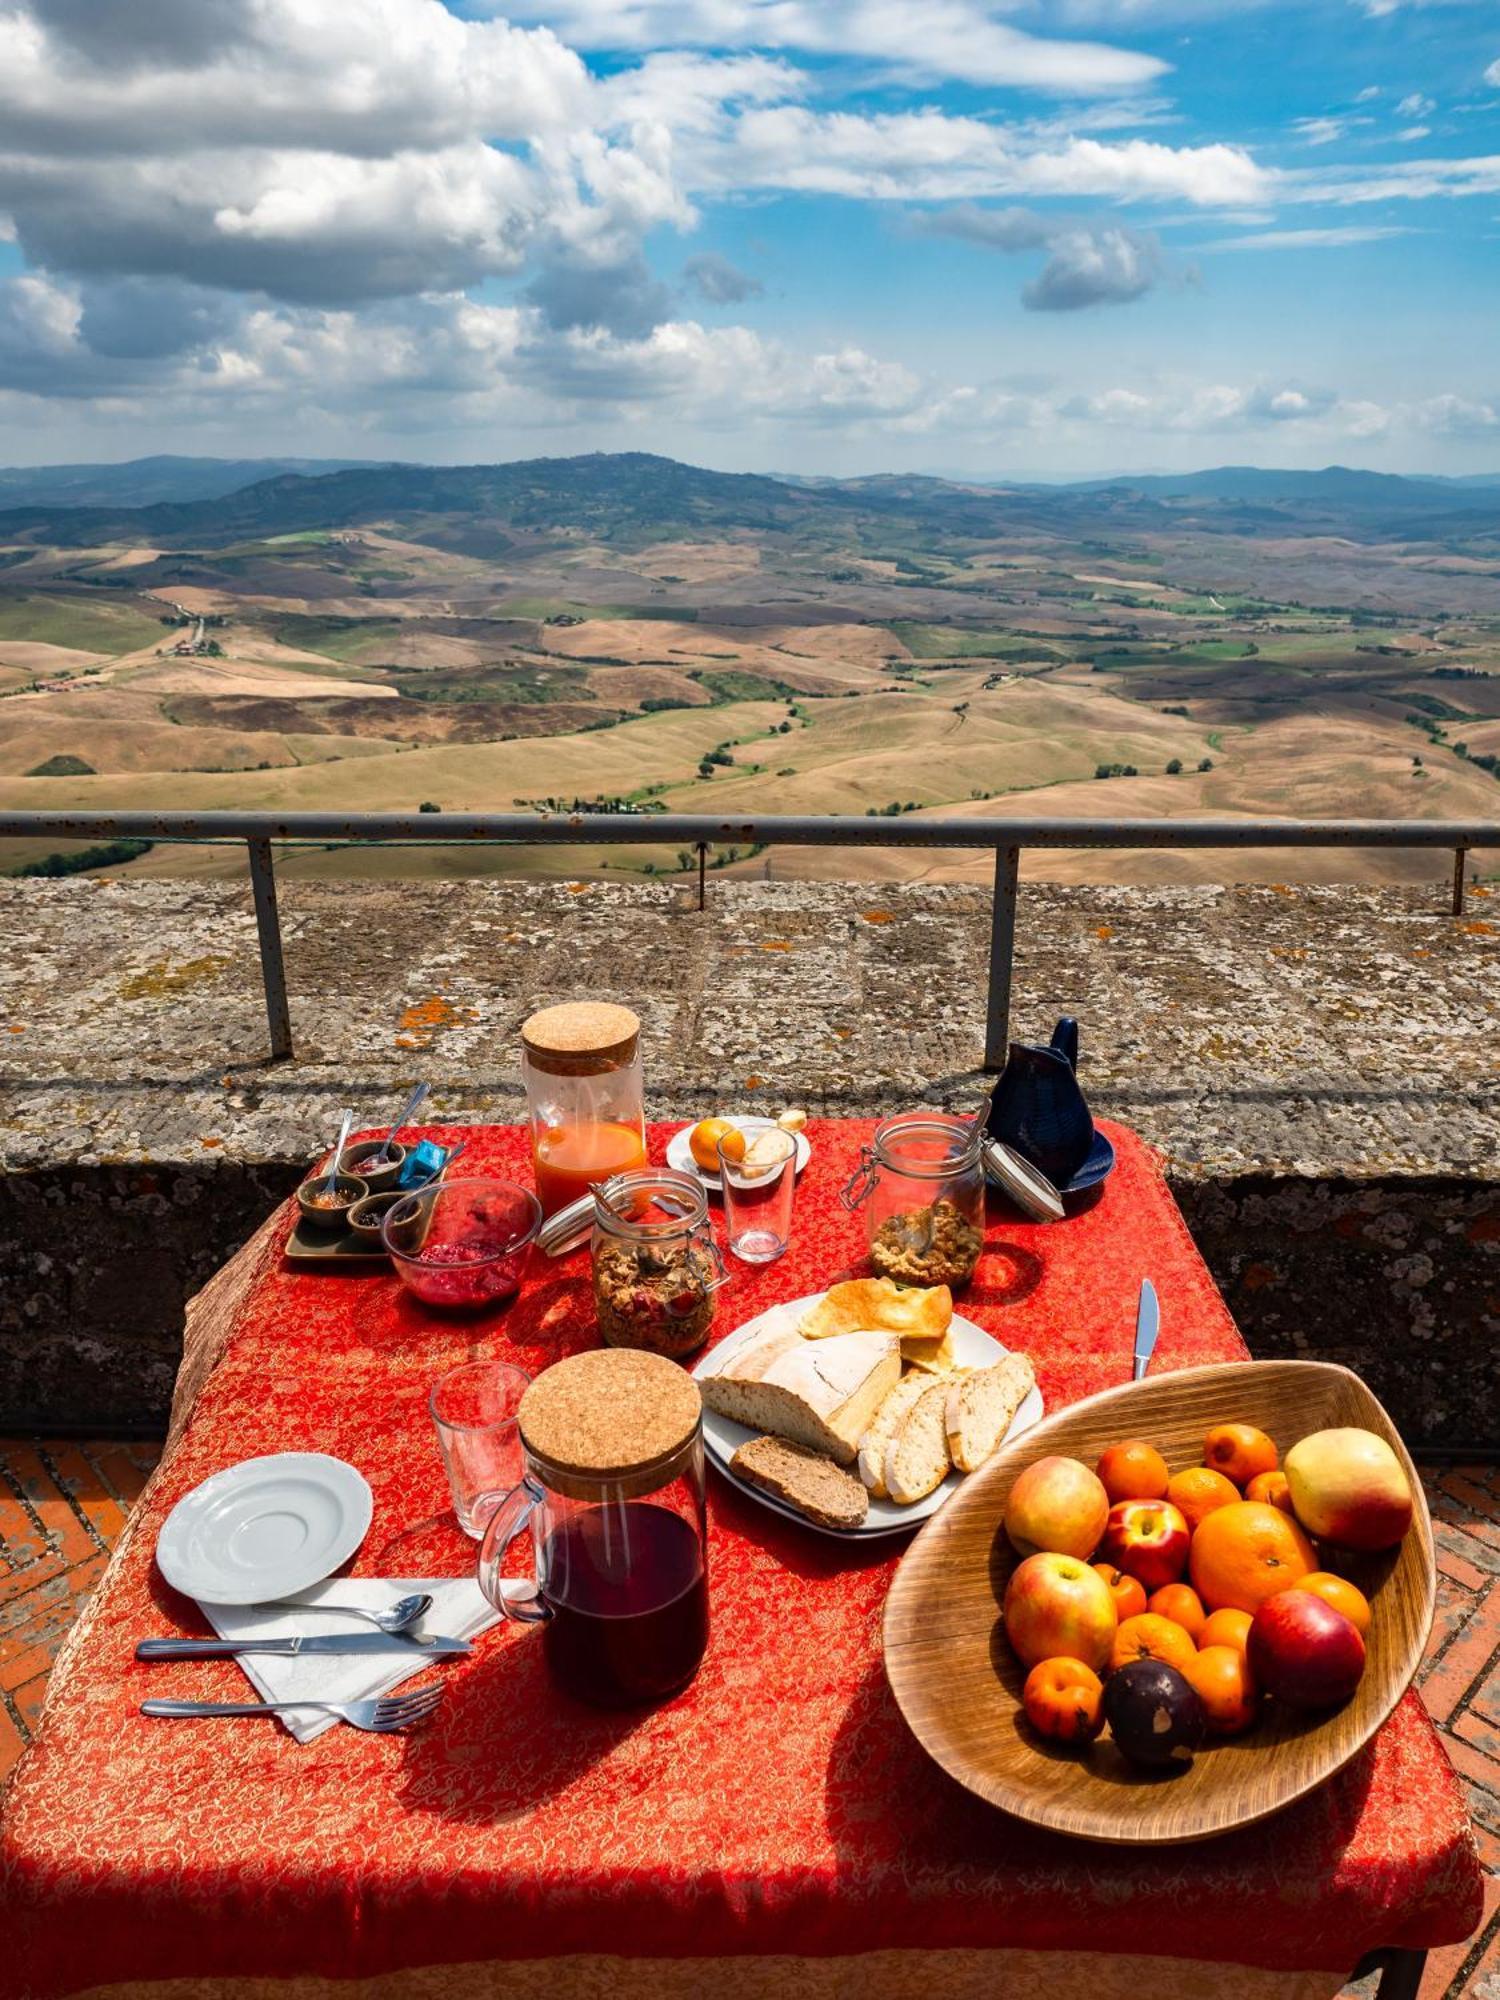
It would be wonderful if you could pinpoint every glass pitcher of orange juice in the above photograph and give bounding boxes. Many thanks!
[521,1002,647,1216]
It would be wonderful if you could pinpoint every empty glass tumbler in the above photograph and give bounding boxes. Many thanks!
[718,1126,797,1264]
[429,1359,531,1539]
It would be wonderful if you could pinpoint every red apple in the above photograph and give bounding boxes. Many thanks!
[1004,1455,1110,1562]
[1099,1498,1192,1591]
[1283,1428,1413,1552]
[1004,1551,1118,1672]
[1248,1588,1366,1710]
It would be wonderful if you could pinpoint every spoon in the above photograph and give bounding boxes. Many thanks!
[437,1138,467,1174]
[252,1592,433,1634]
[369,1081,429,1167]
[325,1107,354,1188]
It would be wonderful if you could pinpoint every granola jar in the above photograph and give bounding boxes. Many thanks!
[841,1112,987,1289]
[591,1167,729,1359]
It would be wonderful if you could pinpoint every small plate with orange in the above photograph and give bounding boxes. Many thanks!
[666,1116,813,1189]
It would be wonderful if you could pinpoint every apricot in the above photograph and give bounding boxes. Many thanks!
[1109,1611,1198,1677]
[1184,1644,1260,1735]
[1096,1440,1170,1504]
[1092,1563,1148,1621]
[1148,1583,1207,1643]
[1200,1607,1255,1661]
[1166,1465,1241,1533]
[1022,1657,1105,1744]
[1288,1571,1373,1636]
[1204,1423,1279,1489]
[1246,1470,1294,1515]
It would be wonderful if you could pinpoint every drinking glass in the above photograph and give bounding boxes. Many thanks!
[429,1360,531,1539]
[718,1127,796,1264]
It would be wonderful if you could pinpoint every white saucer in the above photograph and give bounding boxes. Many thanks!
[665,1117,813,1190]
[692,1293,1044,1540]
[155,1453,373,1605]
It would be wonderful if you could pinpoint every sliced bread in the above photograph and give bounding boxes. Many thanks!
[856,1373,934,1498]
[944,1352,1036,1474]
[731,1435,868,1531]
[701,1328,901,1465]
[883,1374,958,1506]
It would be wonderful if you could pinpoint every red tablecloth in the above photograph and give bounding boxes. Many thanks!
[0,1120,1482,2000]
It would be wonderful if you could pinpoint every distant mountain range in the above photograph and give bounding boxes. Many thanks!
[2,451,1499,551]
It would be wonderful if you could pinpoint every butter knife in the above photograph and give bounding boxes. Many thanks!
[136,1633,472,1659]
[1132,1278,1160,1382]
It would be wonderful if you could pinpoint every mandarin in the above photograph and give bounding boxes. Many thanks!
[1189,1500,1317,1614]
[1109,1611,1198,1676]
[1199,1607,1254,1660]
[1092,1563,1148,1621]
[1148,1583,1207,1642]
[1022,1657,1105,1744]
[1184,1644,1259,1735]
[1204,1423,1279,1489]
[1246,1469,1294,1514]
[689,1118,736,1172]
[1166,1465,1241,1533]
[1292,1571,1373,1636]
[1096,1440,1170,1504]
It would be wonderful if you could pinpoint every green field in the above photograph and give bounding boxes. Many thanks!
[885,621,1062,660]
[0,593,162,654]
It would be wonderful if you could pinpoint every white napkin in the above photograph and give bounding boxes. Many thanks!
[200,1575,504,1743]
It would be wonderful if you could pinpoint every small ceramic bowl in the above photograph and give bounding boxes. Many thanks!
[338,1140,407,1193]
[347,1190,405,1245]
[297,1173,368,1233]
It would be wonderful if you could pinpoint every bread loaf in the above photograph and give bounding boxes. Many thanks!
[701,1328,901,1465]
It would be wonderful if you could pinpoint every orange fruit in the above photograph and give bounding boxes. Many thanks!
[1022,1657,1105,1744]
[1096,1440,1170,1504]
[1200,1607,1254,1660]
[689,1118,735,1172]
[1109,1612,1198,1676]
[1246,1469,1294,1514]
[717,1127,747,1167]
[1166,1465,1241,1533]
[1092,1563,1148,1621]
[1292,1571,1373,1636]
[1204,1423,1279,1489]
[1189,1500,1317,1614]
[1184,1644,1259,1735]
[1148,1583,1207,1642]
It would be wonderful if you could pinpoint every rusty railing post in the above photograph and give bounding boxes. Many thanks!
[984,844,1020,1072]
[697,841,707,912]
[246,837,293,1061]
[1453,847,1467,918]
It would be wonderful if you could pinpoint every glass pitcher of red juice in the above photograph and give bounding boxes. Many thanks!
[478,1348,709,1707]
[521,1001,647,1217]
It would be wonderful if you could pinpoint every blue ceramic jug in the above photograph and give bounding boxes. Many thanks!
[986,1017,1095,1189]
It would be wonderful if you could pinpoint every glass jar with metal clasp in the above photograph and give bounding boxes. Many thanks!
[841,1111,987,1289]
[590,1167,729,1359]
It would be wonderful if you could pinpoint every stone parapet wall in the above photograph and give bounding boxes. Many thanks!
[1,875,1495,1442]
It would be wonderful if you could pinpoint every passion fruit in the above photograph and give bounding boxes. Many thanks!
[1101,1658,1206,1770]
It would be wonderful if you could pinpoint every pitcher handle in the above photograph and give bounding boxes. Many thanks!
[477,1476,550,1625]
[1051,1017,1079,1070]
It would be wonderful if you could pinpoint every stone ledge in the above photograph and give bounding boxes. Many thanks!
[1,876,1496,1442]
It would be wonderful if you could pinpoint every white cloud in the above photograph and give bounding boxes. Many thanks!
[914,204,1171,308]
[1397,124,1432,142]
[1486,57,1500,89]
[1201,225,1409,250]
[1293,117,1354,147]
[492,0,1168,94]
[1397,92,1435,117]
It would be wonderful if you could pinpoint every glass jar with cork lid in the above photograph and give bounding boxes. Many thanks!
[521,1001,647,1218]
[477,1347,709,1707]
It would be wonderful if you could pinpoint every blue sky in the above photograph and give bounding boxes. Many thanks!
[0,0,1496,476]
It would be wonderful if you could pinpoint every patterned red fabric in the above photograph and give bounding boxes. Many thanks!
[0,1120,1482,1999]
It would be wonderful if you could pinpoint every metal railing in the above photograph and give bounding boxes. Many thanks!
[2,810,1495,1069]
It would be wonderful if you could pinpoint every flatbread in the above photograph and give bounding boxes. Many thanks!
[901,1325,958,1374]
[799,1278,952,1345]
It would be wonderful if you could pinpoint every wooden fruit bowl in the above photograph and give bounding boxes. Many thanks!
[882,1360,1434,1844]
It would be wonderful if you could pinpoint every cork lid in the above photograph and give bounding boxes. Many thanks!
[519,1348,701,1494]
[522,1001,640,1076]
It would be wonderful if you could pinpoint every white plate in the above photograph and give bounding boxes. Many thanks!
[155,1453,373,1605]
[666,1117,813,1189]
[692,1293,1044,1540]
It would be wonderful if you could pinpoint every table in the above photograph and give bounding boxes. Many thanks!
[0,1120,1482,2000]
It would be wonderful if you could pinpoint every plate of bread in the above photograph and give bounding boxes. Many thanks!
[694,1277,1041,1537]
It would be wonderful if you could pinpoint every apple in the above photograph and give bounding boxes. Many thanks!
[1283,1428,1413,1552]
[1248,1588,1366,1709]
[1004,1551,1117,1671]
[1099,1498,1192,1591]
[1004,1455,1110,1561]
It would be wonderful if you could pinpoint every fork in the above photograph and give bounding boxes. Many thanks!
[140,1684,445,1733]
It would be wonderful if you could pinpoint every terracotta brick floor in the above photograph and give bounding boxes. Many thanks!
[1,1442,1498,1993]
